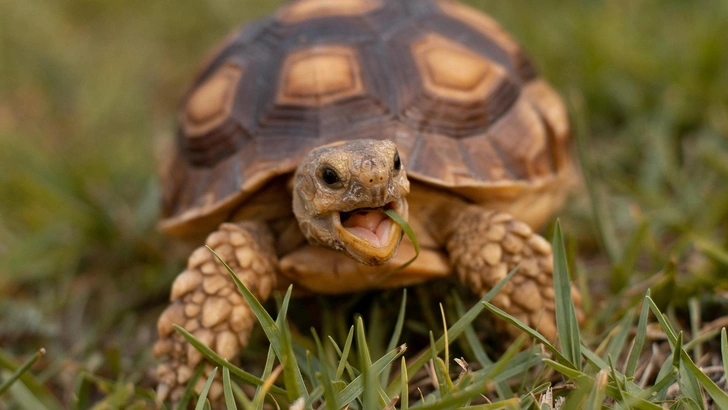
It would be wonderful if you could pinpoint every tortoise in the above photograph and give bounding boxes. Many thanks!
[154,0,579,402]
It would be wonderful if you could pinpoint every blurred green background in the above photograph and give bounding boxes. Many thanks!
[1,0,727,407]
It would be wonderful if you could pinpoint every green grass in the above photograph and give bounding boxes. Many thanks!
[1,0,727,408]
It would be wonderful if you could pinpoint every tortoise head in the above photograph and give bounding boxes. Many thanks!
[292,139,410,266]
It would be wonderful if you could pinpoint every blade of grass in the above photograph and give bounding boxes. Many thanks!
[304,350,316,392]
[331,326,355,380]
[386,266,520,397]
[542,359,584,380]
[71,371,91,410]
[232,383,254,410]
[552,221,582,370]
[451,295,512,400]
[451,294,492,367]
[429,332,449,396]
[210,247,307,398]
[222,367,238,410]
[638,366,678,401]
[646,297,728,407]
[688,298,702,360]
[645,297,678,344]
[312,330,339,410]
[335,344,407,407]
[209,247,280,344]
[381,290,407,386]
[488,345,543,385]
[482,302,572,367]
[625,291,651,377]
[255,345,276,398]
[672,332,683,371]
[722,328,728,389]
[367,302,385,362]
[1,376,53,410]
[679,347,728,408]
[173,325,286,395]
[455,397,519,409]
[586,370,608,410]
[273,286,308,401]
[301,386,324,408]
[0,348,45,395]
[194,367,217,410]
[211,247,306,399]
[0,348,61,410]
[252,365,283,410]
[440,304,450,376]
[357,316,384,409]
[415,374,517,410]
[544,359,662,410]
[400,358,408,410]
[694,238,728,266]
[177,365,204,410]
[607,356,626,402]
[382,209,420,273]
[603,310,634,365]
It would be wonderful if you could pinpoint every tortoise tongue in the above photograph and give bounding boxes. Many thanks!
[342,211,392,248]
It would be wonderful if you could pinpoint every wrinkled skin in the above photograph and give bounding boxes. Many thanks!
[292,139,410,265]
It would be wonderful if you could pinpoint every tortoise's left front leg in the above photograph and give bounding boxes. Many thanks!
[445,206,581,342]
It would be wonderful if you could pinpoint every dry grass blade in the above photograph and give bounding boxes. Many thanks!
[586,370,608,410]
[252,365,283,410]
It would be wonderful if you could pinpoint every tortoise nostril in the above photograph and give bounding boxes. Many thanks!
[369,179,373,183]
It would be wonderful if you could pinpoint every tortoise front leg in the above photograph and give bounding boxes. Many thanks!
[154,221,278,403]
[445,206,580,342]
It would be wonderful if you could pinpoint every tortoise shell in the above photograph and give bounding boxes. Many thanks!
[160,0,571,236]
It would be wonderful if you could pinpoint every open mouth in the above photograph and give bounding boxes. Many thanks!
[338,202,399,249]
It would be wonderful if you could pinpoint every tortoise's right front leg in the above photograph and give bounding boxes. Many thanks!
[154,221,278,403]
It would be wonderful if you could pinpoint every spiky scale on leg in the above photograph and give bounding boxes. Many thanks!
[154,221,278,403]
[446,207,581,342]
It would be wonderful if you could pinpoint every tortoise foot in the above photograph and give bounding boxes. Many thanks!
[154,222,278,404]
[447,208,582,342]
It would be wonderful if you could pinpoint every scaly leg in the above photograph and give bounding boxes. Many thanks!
[446,207,581,342]
[154,221,278,403]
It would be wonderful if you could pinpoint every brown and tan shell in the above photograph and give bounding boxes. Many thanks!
[160,0,572,236]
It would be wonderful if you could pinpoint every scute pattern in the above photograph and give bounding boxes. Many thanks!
[180,64,248,167]
[161,0,571,234]
[276,0,384,23]
[435,0,537,81]
[403,33,519,137]
[277,45,364,106]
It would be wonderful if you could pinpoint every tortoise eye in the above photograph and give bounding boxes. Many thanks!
[320,165,343,188]
[393,151,401,172]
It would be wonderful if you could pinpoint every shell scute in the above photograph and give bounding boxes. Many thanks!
[161,0,572,234]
